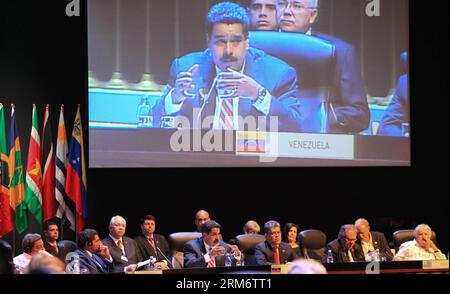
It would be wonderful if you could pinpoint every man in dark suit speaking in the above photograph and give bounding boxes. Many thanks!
[162,2,303,132]
[183,220,242,268]
[277,0,370,133]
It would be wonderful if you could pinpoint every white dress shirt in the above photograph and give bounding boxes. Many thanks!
[13,253,33,274]
[394,240,447,261]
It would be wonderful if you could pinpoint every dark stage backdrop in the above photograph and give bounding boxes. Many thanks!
[0,0,448,255]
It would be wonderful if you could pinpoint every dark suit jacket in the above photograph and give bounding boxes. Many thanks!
[378,74,409,136]
[314,32,370,134]
[101,236,142,272]
[255,241,298,265]
[357,231,394,261]
[74,248,114,274]
[183,237,237,268]
[134,233,170,263]
[323,237,365,263]
[162,47,302,132]
[44,241,62,260]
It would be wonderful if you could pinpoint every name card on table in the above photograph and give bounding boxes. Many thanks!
[422,260,449,269]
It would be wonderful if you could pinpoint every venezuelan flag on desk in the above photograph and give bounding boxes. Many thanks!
[65,105,87,234]
[236,132,266,153]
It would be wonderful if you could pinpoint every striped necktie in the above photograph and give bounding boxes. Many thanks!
[208,248,216,267]
[219,98,234,130]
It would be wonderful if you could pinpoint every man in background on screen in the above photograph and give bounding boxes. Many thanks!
[255,220,298,265]
[162,2,302,132]
[248,0,278,31]
[277,0,370,134]
[394,224,447,261]
[378,74,409,136]
[354,218,393,261]
[323,224,365,263]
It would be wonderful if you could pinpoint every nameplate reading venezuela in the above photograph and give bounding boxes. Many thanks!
[236,132,354,160]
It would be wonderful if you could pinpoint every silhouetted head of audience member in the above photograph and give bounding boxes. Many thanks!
[264,220,282,247]
[277,0,319,33]
[22,233,45,256]
[243,220,261,234]
[109,215,127,239]
[0,240,14,274]
[288,258,327,274]
[25,251,66,274]
[201,220,222,247]
[195,210,211,232]
[43,221,59,243]
[248,0,278,31]
[338,224,358,250]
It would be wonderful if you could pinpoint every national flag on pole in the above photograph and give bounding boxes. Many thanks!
[0,104,14,238]
[55,105,75,231]
[8,105,27,233]
[25,104,43,225]
[41,105,56,222]
[65,105,87,234]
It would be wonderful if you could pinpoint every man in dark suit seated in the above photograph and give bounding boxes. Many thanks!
[42,221,62,260]
[102,215,142,272]
[378,74,409,136]
[183,220,242,268]
[276,0,370,133]
[323,224,365,263]
[74,228,114,274]
[255,220,298,265]
[134,215,171,270]
[354,218,394,261]
[163,2,302,132]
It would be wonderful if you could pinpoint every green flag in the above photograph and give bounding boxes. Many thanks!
[8,105,27,233]
[25,104,43,225]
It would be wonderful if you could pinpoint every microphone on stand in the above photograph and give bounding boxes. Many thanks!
[155,245,174,270]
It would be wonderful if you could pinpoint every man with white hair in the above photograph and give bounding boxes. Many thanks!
[323,224,365,263]
[101,215,142,272]
[394,224,447,261]
[277,0,370,134]
[354,218,393,261]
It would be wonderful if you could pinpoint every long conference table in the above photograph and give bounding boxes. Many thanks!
[128,260,449,275]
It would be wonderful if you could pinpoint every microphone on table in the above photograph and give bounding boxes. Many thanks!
[155,245,174,270]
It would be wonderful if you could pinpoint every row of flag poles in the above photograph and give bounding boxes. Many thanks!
[0,103,87,240]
